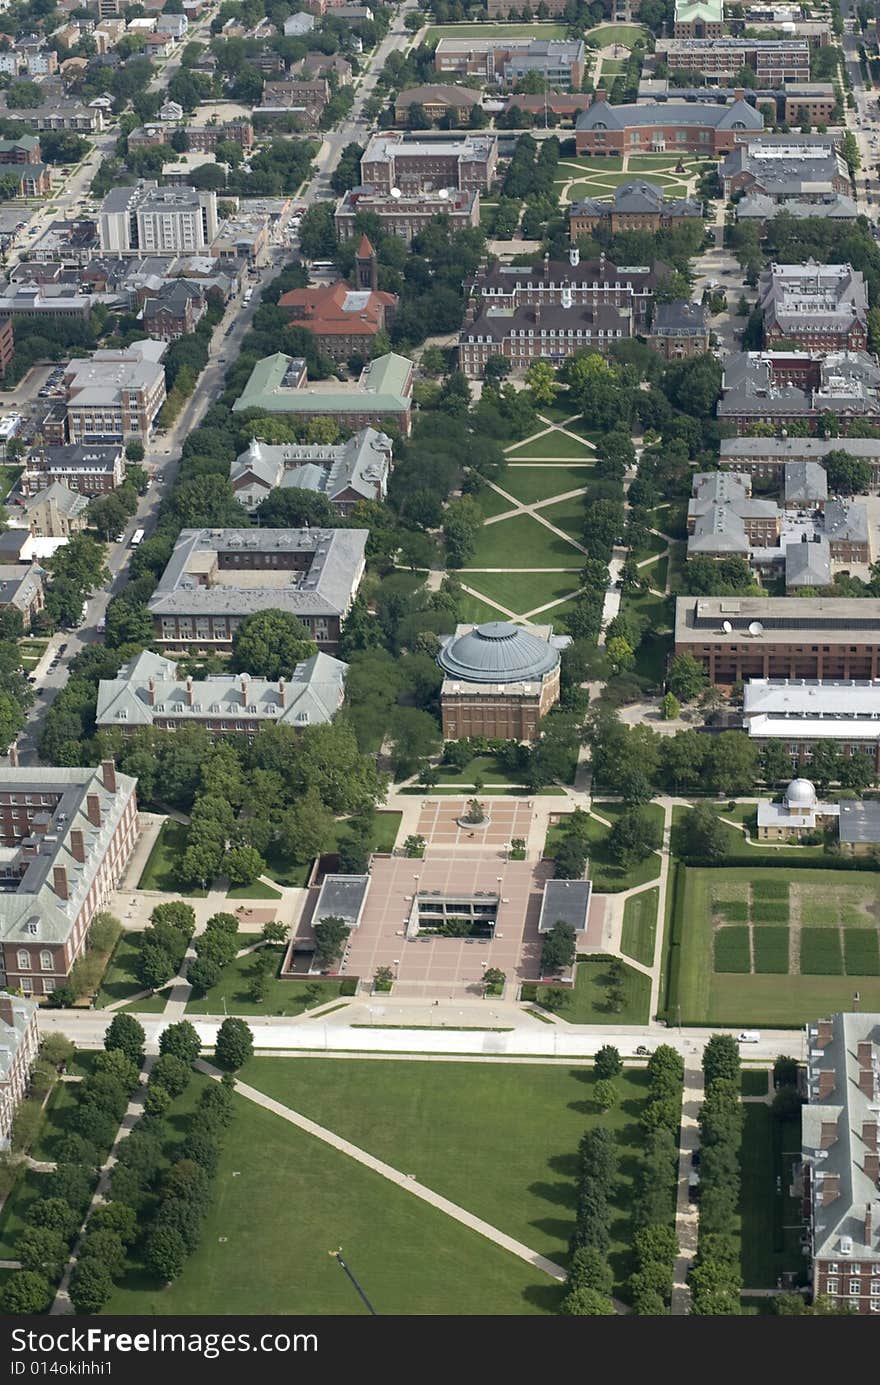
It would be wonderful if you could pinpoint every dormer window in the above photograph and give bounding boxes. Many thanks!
[117,709,128,719]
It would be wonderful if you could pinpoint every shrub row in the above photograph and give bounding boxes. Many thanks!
[136,901,196,994]
[627,1046,684,1315]
[559,1127,618,1316]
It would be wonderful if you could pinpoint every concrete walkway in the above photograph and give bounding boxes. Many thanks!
[196,1060,567,1285]
[670,1061,703,1316]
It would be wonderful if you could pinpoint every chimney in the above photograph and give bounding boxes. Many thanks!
[0,994,16,1027]
[818,1069,836,1098]
[278,677,285,708]
[186,675,193,706]
[865,1203,873,1248]
[857,1041,873,1068]
[863,1121,878,1151]
[148,677,156,706]
[820,1173,841,1205]
[534,302,541,326]
[816,1019,833,1048]
[8,743,18,767]
[101,759,116,793]
[734,87,745,101]
[241,675,248,708]
[86,793,101,827]
[864,1152,879,1183]
[820,1121,838,1149]
[594,87,607,105]
[53,865,68,901]
[70,829,85,863]
[859,1067,875,1097]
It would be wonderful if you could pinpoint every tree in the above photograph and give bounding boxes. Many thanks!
[313,915,350,969]
[103,1013,145,1066]
[224,844,266,887]
[150,1054,191,1099]
[144,1224,188,1284]
[143,1084,172,1120]
[17,1227,68,1281]
[186,957,221,994]
[525,360,558,405]
[559,1284,615,1314]
[159,1020,201,1067]
[69,1260,113,1315]
[594,1044,622,1080]
[608,808,661,869]
[667,653,708,702]
[215,1017,253,1071]
[706,732,760,797]
[541,920,576,975]
[606,636,635,674]
[593,1078,618,1111]
[824,450,872,496]
[94,1047,141,1094]
[90,1202,137,1246]
[773,1054,799,1089]
[678,803,727,860]
[231,609,316,680]
[703,1034,741,1090]
[661,692,680,721]
[1,1271,53,1314]
[554,834,588,880]
[278,787,335,866]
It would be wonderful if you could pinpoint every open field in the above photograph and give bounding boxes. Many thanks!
[425,22,568,39]
[137,820,204,894]
[240,1056,658,1286]
[506,431,595,460]
[499,464,592,504]
[587,23,649,45]
[466,513,582,569]
[739,1106,805,1290]
[666,867,880,1026]
[621,888,659,967]
[186,948,349,1016]
[458,591,509,623]
[461,569,580,619]
[104,1072,564,1314]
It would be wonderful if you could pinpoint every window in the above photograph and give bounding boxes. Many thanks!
[17,950,30,970]
[871,1282,880,1294]
[827,1279,838,1294]
[43,978,55,994]
[40,951,52,971]
[21,977,32,994]
[849,1279,861,1294]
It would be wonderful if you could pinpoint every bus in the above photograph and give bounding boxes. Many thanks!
[130,528,145,547]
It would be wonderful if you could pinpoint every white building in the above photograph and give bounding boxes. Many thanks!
[99,182,218,256]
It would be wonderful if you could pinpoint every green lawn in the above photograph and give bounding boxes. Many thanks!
[621,888,658,967]
[0,463,22,499]
[524,955,651,1026]
[462,570,580,618]
[538,494,587,545]
[104,1072,565,1315]
[506,431,595,460]
[434,753,522,787]
[535,398,580,422]
[137,820,204,894]
[587,22,648,45]
[467,513,583,569]
[741,1068,770,1098]
[641,554,668,593]
[556,155,624,176]
[226,880,283,900]
[239,1056,659,1287]
[186,947,349,1016]
[96,930,147,1008]
[263,810,402,887]
[458,591,510,623]
[739,1106,805,1291]
[473,485,516,520]
[598,58,626,73]
[665,866,880,1026]
[545,803,664,893]
[500,464,592,505]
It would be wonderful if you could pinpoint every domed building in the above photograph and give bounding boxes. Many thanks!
[757,776,839,841]
[437,621,568,742]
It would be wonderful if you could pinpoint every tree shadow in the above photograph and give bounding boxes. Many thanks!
[527,1178,577,1210]
[521,1281,567,1313]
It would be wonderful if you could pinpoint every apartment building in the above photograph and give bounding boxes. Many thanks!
[0,762,139,995]
[359,132,498,194]
[96,648,348,738]
[99,182,219,256]
[0,135,41,165]
[575,93,763,156]
[758,262,868,352]
[801,1013,880,1314]
[655,38,809,82]
[675,596,880,684]
[22,443,126,497]
[434,37,585,88]
[147,527,369,653]
[230,427,392,514]
[0,993,38,1149]
[64,340,167,445]
[335,186,480,243]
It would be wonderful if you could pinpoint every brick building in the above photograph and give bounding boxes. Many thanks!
[569,180,703,238]
[0,993,38,1149]
[0,316,13,375]
[359,132,498,194]
[674,0,724,36]
[438,621,565,743]
[471,248,662,333]
[434,36,585,88]
[655,37,809,81]
[0,762,139,995]
[575,92,763,156]
[647,300,710,359]
[743,678,880,771]
[719,436,880,488]
[22,443,126,497]
[232,351,414,437]
[393,85,480,126]
[675,595,880,684]
[717,350,880,434]
[335,186,480,243]
[147,527,369,653]
[758,262,868,352]
[277,237,396,361]
[0,564,44,630]
[64,340,167,445]
[801,1013,880,1314]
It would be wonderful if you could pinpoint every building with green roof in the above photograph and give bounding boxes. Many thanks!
[232,351,414,436]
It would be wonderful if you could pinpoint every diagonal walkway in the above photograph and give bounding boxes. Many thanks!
[197,1060,567,1285]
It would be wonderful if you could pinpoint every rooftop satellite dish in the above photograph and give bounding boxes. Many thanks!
[390,187,401,199]
[722,620,733,633]
[748,621,764,636]
[438,188,450,200]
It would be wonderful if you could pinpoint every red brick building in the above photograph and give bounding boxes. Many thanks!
[575,91,764,157]
[278,238,396,361]
[0,761,139,996]
[0,992,38,1148]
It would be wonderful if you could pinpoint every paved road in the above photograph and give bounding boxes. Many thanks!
[38,1005,805,1062]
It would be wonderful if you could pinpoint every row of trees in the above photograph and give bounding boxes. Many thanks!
[627,1046,684,1314]
[691,1035,743,1315]
[560,1126,618,1315]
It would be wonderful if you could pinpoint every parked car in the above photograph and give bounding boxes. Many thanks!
[635,1045,651,1056]
[690,1149,701,1169]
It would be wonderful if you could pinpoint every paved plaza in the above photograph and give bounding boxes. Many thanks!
[416,798,535,850]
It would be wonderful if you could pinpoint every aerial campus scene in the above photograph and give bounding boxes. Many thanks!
[0,0,877,1334]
